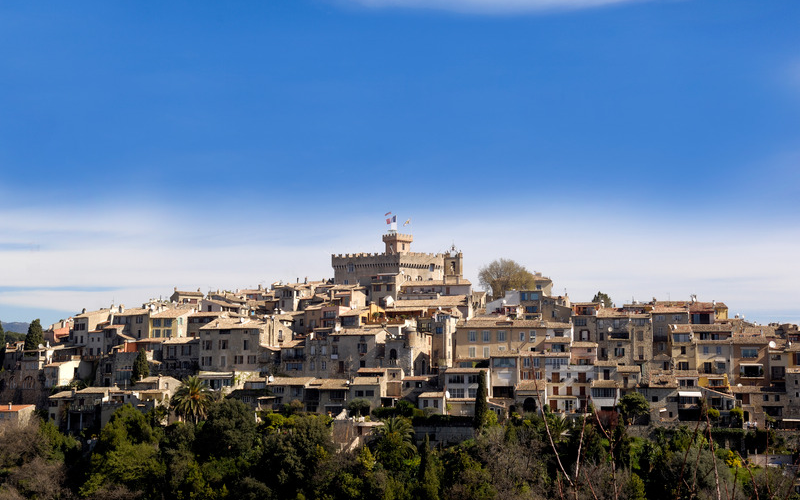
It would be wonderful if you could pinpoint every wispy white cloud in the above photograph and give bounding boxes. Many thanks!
[341,0,647,14]
[2,202,798,327]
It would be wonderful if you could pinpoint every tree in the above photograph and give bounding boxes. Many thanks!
[478,258,536,300]
[195,398,257,459]
[131,349,149,383]
[592,291,613,308]
[618,392,650,425]
[0,320,5,366]
[374,416,416,471]
[171,376,212,424]
[473,370,488,430]
[347,398,371,417]
[24,319,43,351]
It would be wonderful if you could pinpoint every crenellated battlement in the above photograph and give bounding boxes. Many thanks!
[332,251,446,259]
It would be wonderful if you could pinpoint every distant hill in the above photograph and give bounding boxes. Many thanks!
[2,321,29,334]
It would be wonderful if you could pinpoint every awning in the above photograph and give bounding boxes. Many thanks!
[678,391,702,398]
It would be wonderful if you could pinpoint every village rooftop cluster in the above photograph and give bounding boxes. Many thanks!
[2,229,798,434]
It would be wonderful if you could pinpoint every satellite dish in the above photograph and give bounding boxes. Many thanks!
[445,391,451,399]
[267,375,274,383]
[769,341,777,349]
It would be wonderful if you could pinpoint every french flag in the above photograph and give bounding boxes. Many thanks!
[386,215,396,224]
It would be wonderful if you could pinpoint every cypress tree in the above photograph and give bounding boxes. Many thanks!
[0,320,5,365]
[473,370,488,430]
[24,318,43,351]
[131,348,149,382]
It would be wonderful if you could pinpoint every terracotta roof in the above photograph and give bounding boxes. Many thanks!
[307,379,349,390]
[516,380,545,391]
[162,337,198,345]
[591,380,619,388]
[269,377,314,386]
[652,305,688,314]
[331,327,387,337]
[74,308,111,319]
[0,404,35,412]
[151,308,193,319]
[115,308,149,316]
[460,319,571,329]
[732,334,768,345]
[419,392,445,398]
[401,278,472,287]
[199,317,264,330]
[351,377,382,386]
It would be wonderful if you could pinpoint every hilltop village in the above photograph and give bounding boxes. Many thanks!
[2,229,798,433]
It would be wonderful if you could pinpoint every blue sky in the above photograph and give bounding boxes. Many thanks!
[1,0,799,327]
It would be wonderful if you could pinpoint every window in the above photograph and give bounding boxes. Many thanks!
[469,331,476,342]
[136,316,143,324]
[483,347,490,358]
[469,347,476,358]
[741,348,758,358]
[519,331,525,342]
[703,346,709,355]
[468,374,481,384]
[592,388,616,398]
[716,346,722,355]
[243,339,249,351]
[497,330,506,342]
[492,357,516,368]
[449,375,465,384]
[429,264,435,272]
[203,340,212,350]
[574,318,587,326]
[450,388,465,398]
[468,388,477,398]
[677,361,689,370]
[614,347,625,357]
[530,330,536,341]
[321,361,327,370]
[234,355,244,365]
[482,331,490,343]
[164,319,173,327]
[219,339,228,350]
[153,319,162,327]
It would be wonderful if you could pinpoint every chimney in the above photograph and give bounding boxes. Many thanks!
[7,403,11,411]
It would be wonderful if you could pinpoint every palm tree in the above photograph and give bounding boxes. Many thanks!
[171,375,212,424]
[375,415,416,462]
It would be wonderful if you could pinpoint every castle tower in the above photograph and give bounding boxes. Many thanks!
[382,230,413,255]
[444,247,463,279]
